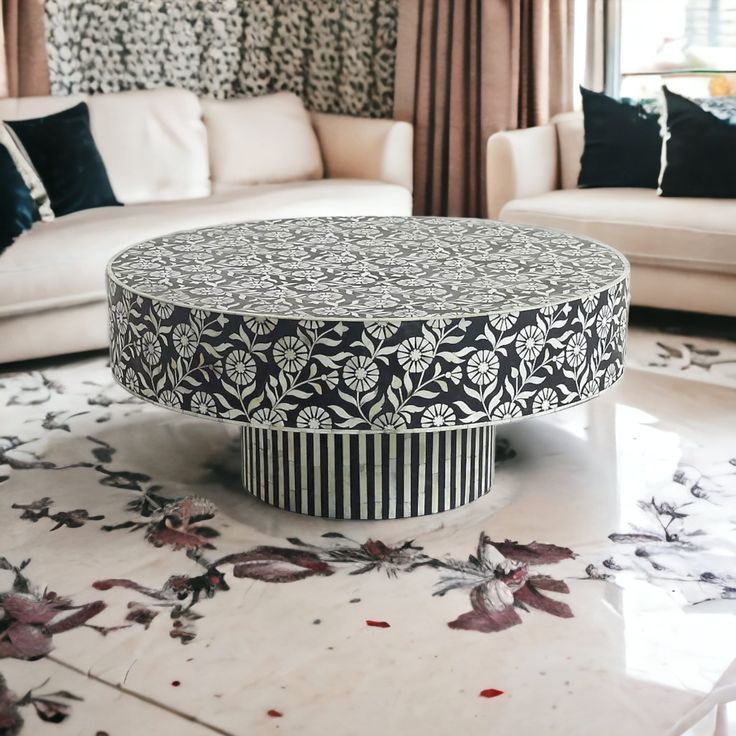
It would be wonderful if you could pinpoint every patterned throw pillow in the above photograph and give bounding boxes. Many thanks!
[0,123,54,222]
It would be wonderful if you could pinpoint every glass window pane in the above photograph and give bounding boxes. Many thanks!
[619,0,736,99]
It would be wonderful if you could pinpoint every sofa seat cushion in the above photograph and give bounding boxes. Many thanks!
[0,179,412,318]
[500,187,736,274]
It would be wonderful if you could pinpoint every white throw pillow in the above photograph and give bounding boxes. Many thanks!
[202,92,324,188]
[86,88,211,204]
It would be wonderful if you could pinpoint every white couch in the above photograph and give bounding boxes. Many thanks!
[486,111,736,317]
[0,88,413,363]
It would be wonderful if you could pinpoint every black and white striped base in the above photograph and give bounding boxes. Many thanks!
[241,425,496,519]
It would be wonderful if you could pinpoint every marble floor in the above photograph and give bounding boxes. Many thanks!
[1,316,735,735]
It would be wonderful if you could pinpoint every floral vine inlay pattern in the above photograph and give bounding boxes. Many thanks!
[107,217,629,431]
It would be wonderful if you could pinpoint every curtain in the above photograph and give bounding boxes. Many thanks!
[1,0,50,97]
[394,0,575,217]
[44,0,398,118]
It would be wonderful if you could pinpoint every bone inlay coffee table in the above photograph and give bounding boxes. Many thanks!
[107,216,629,519]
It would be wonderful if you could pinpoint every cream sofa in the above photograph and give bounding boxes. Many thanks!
[0,88,413,363]
[486,111,736,317]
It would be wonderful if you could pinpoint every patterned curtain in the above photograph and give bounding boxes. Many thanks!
[44,0,398,117]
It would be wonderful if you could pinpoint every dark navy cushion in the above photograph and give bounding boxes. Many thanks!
[6,102,121,216]
[578,86,662,189]
[659,86,736,198]
[0,143,34,256]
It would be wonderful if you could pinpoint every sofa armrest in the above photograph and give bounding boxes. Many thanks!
[486,125,559,219]
[311,112,413,192]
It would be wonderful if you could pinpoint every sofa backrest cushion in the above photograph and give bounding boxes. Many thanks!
[86,88,210,204]
[202,92,323,189]
[552,111,584,190]
[0,88,210,204]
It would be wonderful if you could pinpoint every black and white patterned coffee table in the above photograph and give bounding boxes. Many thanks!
[107,216,629,519]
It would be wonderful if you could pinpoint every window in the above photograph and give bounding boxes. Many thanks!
[615,0,736,99]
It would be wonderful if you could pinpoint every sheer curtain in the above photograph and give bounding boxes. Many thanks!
[394,0,575,217]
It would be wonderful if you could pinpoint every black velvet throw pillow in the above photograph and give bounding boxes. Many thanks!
[6,102,121,216]
[0,144,35,256]
[659,86,736,198]
[578,86,662,189]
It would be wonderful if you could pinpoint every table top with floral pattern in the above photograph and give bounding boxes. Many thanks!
[107,216,629,321]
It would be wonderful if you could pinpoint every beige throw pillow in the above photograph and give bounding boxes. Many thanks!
[202,92,324,189]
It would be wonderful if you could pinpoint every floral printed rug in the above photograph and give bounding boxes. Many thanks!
[626,323,736,390]
[1,327,735,735]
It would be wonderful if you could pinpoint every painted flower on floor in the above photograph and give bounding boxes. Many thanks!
[93,560,230,644]
[287,532,430,577]
[12,498,104,530]
[215,547,334,583]
[585,458,736,605]
[0,558,109,661]
[433,534,575,633]
[0,674,82,733]
[103,494,220,551]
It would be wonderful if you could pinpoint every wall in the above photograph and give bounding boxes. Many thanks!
[44,0,397,117]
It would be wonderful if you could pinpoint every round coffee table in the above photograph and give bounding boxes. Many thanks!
[107,216,629,519]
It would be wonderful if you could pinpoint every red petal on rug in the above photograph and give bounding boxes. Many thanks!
[366,620,391,628]
[267,709,283,718]
[479,688,504,698]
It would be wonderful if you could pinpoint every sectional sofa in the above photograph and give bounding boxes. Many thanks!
[0,88,413,363]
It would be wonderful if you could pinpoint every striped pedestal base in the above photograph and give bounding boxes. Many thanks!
[241,425,495,519]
